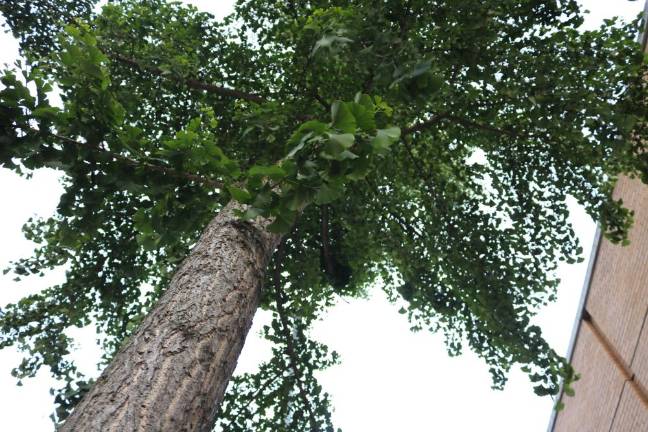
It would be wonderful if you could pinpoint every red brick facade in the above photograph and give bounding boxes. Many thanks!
[551,176,648,431]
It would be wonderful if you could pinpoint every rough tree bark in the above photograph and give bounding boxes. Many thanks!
[60,201,282,432]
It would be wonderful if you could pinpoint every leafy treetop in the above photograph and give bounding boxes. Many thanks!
[0,0,646,429]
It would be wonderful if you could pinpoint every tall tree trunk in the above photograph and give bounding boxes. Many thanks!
[60,201,282,432]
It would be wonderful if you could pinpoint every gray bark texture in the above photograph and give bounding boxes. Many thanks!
[60,201,282,432]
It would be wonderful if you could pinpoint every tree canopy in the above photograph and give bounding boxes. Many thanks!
[1,0,647,429]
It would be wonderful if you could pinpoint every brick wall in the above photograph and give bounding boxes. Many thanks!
[553,176,648,431]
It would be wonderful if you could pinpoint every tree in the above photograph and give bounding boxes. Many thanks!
[1,0,646,430]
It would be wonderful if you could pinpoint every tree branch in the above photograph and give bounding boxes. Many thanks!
[36,129,224,188]
[403,112,516,137]
[402,113,448,135]
[312,91,331,111]
[443,113,516,137]
[248,374,278,402]
[362,179,423,239]
[272,244,319,432]
[107,52,267,104]
[320,205,337,278]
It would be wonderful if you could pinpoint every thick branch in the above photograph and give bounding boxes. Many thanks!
[107,52,267,104]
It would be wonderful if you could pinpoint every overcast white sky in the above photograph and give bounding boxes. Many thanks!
[0,1,644,431]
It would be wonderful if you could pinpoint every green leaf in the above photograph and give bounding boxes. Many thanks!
[266,209,296,233]
[32,106,60,120]
[240,207,263,221]
[328,133,355,149]
[297,160,319,180]
[311,34,353,55]
[331,101,356,133]
[371,127,401,155]
[137,232,161,251]
[227,186,252,204]
[248,165,287,180]
[252,190,273,209]
[266,217,292,233]
[280,158,297,177]
[392,60,431,86]
[348,102,375,132]
[287,121,328,148]
[346,156,370,180]
[321,133,355,160]
[132,209,153,234]
[286,120,330,158]
[354,93,375,111]
[284,187,314,211]
[286,134,310,158]
[321,140,345,160]
[314,182,344,205]
[298,120,329,135]
[339,150,358,160]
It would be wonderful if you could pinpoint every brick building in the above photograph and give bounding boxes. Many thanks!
[549,177,648,431]
[548,6,648,430]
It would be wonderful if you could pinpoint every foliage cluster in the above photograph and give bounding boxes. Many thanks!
[1,0,647,428]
